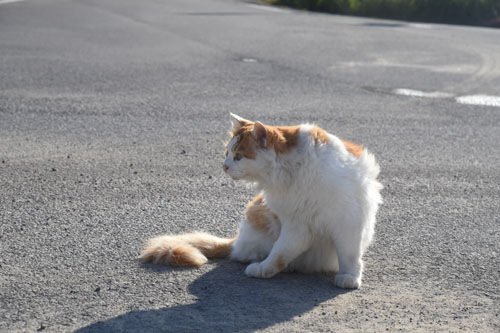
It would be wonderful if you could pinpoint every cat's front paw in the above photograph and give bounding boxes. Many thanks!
[335,274,361,289]
[245,262,266,278]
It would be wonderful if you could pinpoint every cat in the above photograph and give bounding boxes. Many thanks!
[140,114,383,289]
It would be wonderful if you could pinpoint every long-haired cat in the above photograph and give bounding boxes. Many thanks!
[140,114,383,289]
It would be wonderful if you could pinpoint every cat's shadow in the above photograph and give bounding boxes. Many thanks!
[77,261,349,332]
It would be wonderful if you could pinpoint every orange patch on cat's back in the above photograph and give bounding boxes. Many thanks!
[246,193,279,234]
[309,125,330,144]
[267,125,301,154]
[341,140,364,158]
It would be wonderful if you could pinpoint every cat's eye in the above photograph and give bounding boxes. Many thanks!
[234,153,243,161]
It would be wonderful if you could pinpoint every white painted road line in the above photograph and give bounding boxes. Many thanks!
[393,88,500,108]
[393,88,454,98]
[456,95,500,107]
[0,0,24,4]
[242,58,258,63]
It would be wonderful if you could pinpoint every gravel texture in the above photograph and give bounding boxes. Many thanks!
[1,0,499,331]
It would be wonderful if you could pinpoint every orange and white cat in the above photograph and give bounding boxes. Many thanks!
[140,114,382,289]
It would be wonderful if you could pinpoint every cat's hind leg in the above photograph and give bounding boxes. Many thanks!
[332,197,378,289]
[230,193,280,264]
[230,219,275,263]
[332,225,366,289]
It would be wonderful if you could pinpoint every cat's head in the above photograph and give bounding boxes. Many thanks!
[222,114,300,182]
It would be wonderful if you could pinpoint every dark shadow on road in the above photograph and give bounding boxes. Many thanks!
[183,12,257,16]
[77,261,349,332]
[362,22,407,28]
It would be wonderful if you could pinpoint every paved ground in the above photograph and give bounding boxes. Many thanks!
[1,0,499,331]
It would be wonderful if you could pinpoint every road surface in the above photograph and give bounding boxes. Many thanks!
[1,0,499,331]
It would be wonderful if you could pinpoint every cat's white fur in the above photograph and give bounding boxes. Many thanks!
[224,114,383,289]
[140,114,382,289]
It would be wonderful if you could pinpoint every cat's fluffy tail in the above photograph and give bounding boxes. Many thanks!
[139,232,236,267]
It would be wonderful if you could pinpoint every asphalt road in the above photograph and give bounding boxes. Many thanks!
[1,0,500,331]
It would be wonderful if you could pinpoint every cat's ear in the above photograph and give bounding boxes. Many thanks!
[253,121,267,148]
[230,113,252,132]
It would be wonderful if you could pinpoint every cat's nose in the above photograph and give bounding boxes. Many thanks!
[223,165,229,173]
